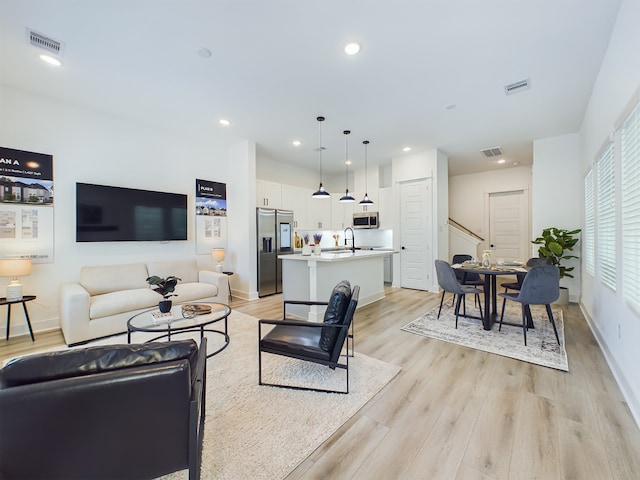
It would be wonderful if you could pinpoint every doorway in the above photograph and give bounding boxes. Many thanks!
[488,190,529,261]
[399,179,432,290]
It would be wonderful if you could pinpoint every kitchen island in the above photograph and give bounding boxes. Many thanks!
[280,249,395,321]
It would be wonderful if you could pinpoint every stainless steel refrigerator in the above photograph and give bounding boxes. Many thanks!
[257,208,293,297]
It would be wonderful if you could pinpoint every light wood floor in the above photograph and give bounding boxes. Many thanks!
[2,287,640,479]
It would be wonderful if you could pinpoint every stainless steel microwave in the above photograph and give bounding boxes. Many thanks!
[353,212,379,229]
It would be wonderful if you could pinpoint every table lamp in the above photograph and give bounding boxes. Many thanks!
[211,248,225,273]
[0,258,32,301]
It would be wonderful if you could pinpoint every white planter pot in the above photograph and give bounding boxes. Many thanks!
[553,287,569,306]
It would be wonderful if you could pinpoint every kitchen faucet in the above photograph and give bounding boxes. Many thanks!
[344,227,355,253]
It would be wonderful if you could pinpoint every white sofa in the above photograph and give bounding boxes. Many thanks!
[59,259,230,345]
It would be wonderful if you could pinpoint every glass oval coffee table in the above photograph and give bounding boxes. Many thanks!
[127,302,231,357]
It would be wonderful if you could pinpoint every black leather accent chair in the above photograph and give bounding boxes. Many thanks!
[258,281,359,394]
[0,339,207,480]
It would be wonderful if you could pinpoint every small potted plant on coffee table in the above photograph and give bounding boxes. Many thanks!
[146,275,181,313]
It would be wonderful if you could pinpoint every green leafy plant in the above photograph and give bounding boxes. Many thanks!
[146,275,181,299]
[532,227,582,279]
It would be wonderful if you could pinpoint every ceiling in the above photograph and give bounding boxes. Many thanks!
[0,0,622,176]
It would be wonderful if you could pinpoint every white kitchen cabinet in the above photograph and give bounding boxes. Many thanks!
[377,187,393,229]
[281,184,308,230]
[353,187,378,212]
[307,194,332,230]
[256,180,281,208]
[331,193,355,230]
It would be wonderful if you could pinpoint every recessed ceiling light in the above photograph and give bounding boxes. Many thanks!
[39,54,61,66]
[292,140,301,147]
[513,162,519,166]
[445,104,456,110]
[197,47,212,58]
[219,119,230,126]
[345,160,352,165]
[402,147,411,152]
[497,159,506,164]
[344,43,361,55]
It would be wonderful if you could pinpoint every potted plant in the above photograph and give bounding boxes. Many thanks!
[531,227,581,305]
[146,275,181,313]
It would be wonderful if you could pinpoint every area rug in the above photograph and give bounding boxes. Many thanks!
[401,300,568,371]
[132,311,401,480]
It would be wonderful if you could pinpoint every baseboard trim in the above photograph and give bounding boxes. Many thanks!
[579,302,640,430]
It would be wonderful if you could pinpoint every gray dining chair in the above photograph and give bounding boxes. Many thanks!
[498,265,560,346]
[500,257,552,310]
[435,260,483,328]
[502,257,552,293]
[452,253,484,312]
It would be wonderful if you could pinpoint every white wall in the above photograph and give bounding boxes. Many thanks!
[448,165,532,257]
[391,149,448,292]
[532,133,582,300]
[228,140,258,300]
[256,155,316,188]
[578,0,640,425]
[0,86,231,335]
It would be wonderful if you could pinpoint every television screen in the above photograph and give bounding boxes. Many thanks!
[76,183,188,242]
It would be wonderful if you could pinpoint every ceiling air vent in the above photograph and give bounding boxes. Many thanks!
[27,29,64,56]
[504,78,530,95]
[481,146,503,158]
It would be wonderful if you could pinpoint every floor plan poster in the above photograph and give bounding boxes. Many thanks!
[0,147,54,263]
[195,179,227,254]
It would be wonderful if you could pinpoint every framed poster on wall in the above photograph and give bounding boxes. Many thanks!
[0,147,54,263]
[195,179,227,254]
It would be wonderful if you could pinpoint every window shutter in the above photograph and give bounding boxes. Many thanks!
[621,103,640,310]
[597,143,616,290]
[584,169,595,276]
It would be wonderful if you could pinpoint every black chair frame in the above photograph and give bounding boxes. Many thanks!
[258,285,359,394]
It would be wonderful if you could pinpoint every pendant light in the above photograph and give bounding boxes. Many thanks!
[311,116,330,199]
[339,130,355,203]
[360,140,374,205]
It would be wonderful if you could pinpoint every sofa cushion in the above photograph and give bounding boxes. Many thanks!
[89,288,160,320]
[0,340,198,388]
[319,280,352,352]
[147,259,198,284]
[173,282,218,302]
[81,263,149,296]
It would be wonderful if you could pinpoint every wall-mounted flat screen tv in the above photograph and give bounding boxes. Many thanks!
[76,183,188,242]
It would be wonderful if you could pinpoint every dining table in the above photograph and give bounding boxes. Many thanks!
[452,263,529,330]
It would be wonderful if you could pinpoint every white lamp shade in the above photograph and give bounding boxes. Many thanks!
[211,249,225,262]
[211,248,225,273]
[0,258,31,301]
[0,258,32,277]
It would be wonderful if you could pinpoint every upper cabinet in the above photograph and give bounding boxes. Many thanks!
[353,188,378,212]
[307,194,332,230]
[281,184,308,230]
[256,180,282,209]
[331,194,355,230]
[354,167,379,212]
[377,187,393,229]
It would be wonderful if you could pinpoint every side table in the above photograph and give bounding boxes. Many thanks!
[1,295,36,341]
[223,272,234,301]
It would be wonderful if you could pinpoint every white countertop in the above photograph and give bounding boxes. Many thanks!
[280,249,397,262]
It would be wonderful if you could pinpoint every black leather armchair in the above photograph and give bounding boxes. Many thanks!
[0,338,207,480]
[258,281,359,394]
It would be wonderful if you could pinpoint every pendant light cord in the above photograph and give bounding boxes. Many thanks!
[344,130,350,190]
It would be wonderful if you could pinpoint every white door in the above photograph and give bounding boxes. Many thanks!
[400,180,432,290]
[488,190,529,262]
